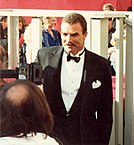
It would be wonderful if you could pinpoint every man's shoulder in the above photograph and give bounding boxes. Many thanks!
[86,50,112,75]
[38,46,63,55]
[86,49,111,66]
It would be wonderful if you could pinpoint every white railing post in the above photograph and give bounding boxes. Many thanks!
[85,17,91,51]
[8,16,19,68]
[115,17,124,145]
[31,17,42,62]
[90,18,108,58]
[124,18,133,145]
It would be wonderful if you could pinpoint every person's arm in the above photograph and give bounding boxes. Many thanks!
[57,30,62,45]
[42,31,50,47]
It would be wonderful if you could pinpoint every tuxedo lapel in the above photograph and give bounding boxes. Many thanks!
[48,48,101,115]
[81,50,97,95]
[52,50,68,115]
[69,50,94,114]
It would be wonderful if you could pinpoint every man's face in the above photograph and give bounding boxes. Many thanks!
[61,22,87,55]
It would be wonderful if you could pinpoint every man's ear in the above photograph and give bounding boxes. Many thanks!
[84,32,88,39]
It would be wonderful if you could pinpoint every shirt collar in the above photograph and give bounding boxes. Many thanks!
[64,47,85,57]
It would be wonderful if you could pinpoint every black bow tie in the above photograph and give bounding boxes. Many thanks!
[67,54,80,63]
[66,50,85,63]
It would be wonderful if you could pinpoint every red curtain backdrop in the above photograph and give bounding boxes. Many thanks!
[0,0,132,11]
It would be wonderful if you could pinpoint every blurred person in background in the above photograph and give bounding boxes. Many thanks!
[0,44,8,90]
[0,16,8,39]
[103,3,116,29]
[0,44,8,69]
[103,3,116,48]
[42,17,62,47]
[0,16,8,53]
[19,16,28,48]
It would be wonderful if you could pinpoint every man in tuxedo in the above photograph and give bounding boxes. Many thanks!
[36,13,113,145]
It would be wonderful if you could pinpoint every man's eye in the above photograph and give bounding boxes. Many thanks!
[62,33,68,36]
[71,33,79,37]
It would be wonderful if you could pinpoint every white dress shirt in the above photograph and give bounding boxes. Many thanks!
[61,49,85,112]
[0,133,59,145]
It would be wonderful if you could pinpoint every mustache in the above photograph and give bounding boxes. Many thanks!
[65,42,77,47]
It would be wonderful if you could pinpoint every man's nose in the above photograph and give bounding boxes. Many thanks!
[66,34,72,42]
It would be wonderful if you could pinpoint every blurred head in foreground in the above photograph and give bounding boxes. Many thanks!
[0,80,54,137]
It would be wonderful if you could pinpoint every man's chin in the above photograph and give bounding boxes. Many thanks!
[64,46,73,53]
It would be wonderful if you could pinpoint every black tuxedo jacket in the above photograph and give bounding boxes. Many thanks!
[36,46,113,145]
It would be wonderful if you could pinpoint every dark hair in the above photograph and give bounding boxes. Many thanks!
[19,16,28,28]
[0,16,7,22]
[127,6,132,11]
[62,13,87,34]
[0,80,54,137]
